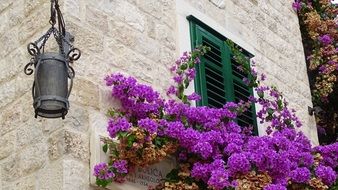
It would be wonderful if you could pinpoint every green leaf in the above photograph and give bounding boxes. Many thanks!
[178,84,184,99]
[285,119,292,126]
[159,107,164,118]
[178,84,184,92]
[181,115,188,126]
[102,144,108,153]
[182,95,188,103]
[188,60,194,69]
[165,168,180,182]
[107,109,115,117]
[180,64,188,70]
[184,79,190,89]
[196,179,209,189]
[277,99,283,110]
[267,108,274,115]
[194,124,204,131]
[127,134,136,148]
[112,149,119,158]
[258,91,264,98]
[163,114,175,121]
[118,132,128,138]
[96,178,111,187]
[153,137,168,148]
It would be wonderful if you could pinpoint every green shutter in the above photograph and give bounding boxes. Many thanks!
[231,55,257,132]
[189,16,258,134]
[192,24,233,107]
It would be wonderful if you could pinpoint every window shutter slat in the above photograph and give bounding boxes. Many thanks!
[231,56,256,129]
[189,17,257,134]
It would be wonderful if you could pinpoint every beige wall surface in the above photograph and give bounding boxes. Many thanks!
[0,0,317,189]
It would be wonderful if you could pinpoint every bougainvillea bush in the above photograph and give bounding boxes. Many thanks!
[293,0,337,144]
[93,42,337,190]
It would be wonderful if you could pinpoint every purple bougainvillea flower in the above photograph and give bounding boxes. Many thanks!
[315,165,337,186]
[319,34,333,46]
[292,1,302,12]
[107,118,132,138]
[93,163,115,180]
[187,92,201,101]
[112,160,128,174]
[290,167,311,183]
[138,118,158,133]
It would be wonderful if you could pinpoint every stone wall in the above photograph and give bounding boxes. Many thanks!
[0,0,317,189]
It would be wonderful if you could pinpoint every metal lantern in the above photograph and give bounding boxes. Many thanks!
[24,0,81,119]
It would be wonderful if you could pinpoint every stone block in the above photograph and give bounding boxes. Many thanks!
[63,104,89,132]
[1,155,22,182]
[0,131,15,160]
[12,174,36,190]
[42,118,63,134]
[48,130,65,161]
[17,6,49,44]
[0,28,19,58]
[0,92,33,137]
[14,74,33,102]
[98,85,120,114]
[16,118,43,148]
[63,159,89,190]
[0,79,16,112]
[233,0,257,13]
[89,110,109,135]
[66,20,104,54]
[108,20,138,48]
[64,0,81,20]
[153,24,175,50]
[104,41,157,83]
[37,160,63,190]
[70,78,100,109]
[209,0,226,9]
[145,15,156,39]
[133,34,160,62]
[105,157,176,190]
[136,0,162,18]
[17,92,35,124]
[48,129,89,162]
[86,6,108,33]
[24,0,46,17]
[19,141,47,175]
[7,1,24,28]
[0,11,8,37]
[0,1,12,14]
[0,48,29,84]
[159,46,176,67]
[64,130,89,162]
[114,1,145,32]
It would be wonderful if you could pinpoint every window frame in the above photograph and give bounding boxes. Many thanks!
[188,16,258,135]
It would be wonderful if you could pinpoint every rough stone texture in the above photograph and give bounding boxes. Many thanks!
[63,159,89,190]
[64,130,89,162]
[37,160,63,190]
[0,0,318,189]
[0,131,15,160]
[47,129,89,162]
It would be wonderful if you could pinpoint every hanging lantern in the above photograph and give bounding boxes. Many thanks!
[24,0,81,119]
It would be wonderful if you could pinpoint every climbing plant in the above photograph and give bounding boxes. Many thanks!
[93,42,337,189]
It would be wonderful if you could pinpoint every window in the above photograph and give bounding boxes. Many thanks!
[188,16,258,134]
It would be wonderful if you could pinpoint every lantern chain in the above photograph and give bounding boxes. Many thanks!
[24,0,81,78]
